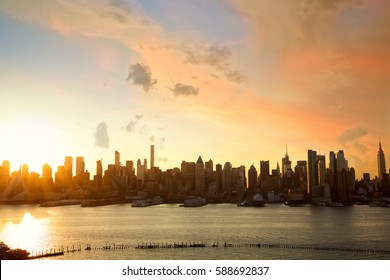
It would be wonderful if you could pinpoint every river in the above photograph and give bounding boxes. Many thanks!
[1,203,389,260]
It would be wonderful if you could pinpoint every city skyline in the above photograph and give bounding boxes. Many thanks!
[1,0,389,179]
[0,142,387,181]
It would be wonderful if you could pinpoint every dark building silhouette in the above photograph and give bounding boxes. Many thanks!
[248,165,258,195]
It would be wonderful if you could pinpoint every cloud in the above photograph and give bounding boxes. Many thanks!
[125,115,144,133]
[338,126,368,144]
[185,44,231,68]
[184,43,247,84]
[149,135,166,148]
[224,70,248,84]
[94,122,109,148]
[170,83,199,96]
[126,63,157,92]
[338,125,368,153]
[158,157,168,163]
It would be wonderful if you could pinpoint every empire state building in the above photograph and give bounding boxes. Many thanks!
[378,141,386,180]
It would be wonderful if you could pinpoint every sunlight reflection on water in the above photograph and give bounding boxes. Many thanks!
[2,212,49,252]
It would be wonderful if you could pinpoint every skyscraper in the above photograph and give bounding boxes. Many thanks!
[307,150,317,195]
[75,156,85,178]
[195,156,205,194]
[150,144,155,169]
[317,155,326,185]
[248,165,258,194]
[282,147,291,179]
[378,140,386,180]
[260,160,269,184]
[115,150,120,173]
[96,160,103,176]
[64,156,73,180]
[337,150,348,171]
[222,162,232,195]
[329,151,336,173]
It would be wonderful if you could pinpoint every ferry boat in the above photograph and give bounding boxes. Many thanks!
[251,193,265,207]
[237,194,265,207]
[131,197,163,207]
[39,200,81,207]
[181,196,207,207]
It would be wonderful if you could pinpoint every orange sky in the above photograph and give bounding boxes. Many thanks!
[0,0,389,178]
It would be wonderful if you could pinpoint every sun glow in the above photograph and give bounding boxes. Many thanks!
[0,117,66,174]
[1,212,49,252]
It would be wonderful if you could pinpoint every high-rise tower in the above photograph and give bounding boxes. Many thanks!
[307,150,317,195]
[378,140,386,180]
[150,144,155,169]
[195,156,205,194]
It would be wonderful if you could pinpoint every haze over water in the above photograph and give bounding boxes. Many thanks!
[1,203,389,260]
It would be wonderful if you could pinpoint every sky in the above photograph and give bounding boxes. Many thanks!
[0,0,389,179]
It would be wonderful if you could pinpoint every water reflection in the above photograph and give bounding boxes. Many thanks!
[2,212,48,252]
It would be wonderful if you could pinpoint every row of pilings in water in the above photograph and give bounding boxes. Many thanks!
[27,242,390,259]
[135,242,390,255]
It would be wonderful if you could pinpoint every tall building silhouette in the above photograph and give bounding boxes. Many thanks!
[282,147,291,179]
[378,140,386,180]
[307,150,317,195]
[150,145,155,169]
[195,156,205,194]
[222,162,232,196]
[115,150,120,173]
[329,151,336,173]
[337,150,348,171]
[260,160,269,184]
[248,165,258,194]
[64,156,73,190]
[317,155,326,185]
[76,157,85,178]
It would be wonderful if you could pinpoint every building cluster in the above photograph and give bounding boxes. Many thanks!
[0,143,389,204]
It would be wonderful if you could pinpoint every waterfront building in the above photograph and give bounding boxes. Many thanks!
[150,145,155,169]
[307,150,318,195]
[42,163,52,180]
[195,156,205,194]
[294,160,307,193]
[63,156,73,191]
[215,164,223,193]
[137,159,145,185]
[329,151,336,173]
[260,160,269,185]
[317,155,326,185]
[0,161,11,193]
[204,159,213,191]
[181,161,195,193]
[337,150,348,171]
[282,147,292,187]
[222,162,233,197]
[378,141,386,180]
[115,150,120,174]
[248,165,258,195]
[76,156,85,179]
[237,165,246,196]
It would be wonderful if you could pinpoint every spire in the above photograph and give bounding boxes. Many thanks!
[196,156,203,164]
[379,139,382,151]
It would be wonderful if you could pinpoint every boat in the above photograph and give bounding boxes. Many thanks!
[181,196,207,207]
[131,197,163,207]
[251,193,265,207]
[329,202,344,207]
[39,200,81,207]
[237,200,252,207]
[237,194,265,207]
[285,202,305,207]
[81,198,123,207]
